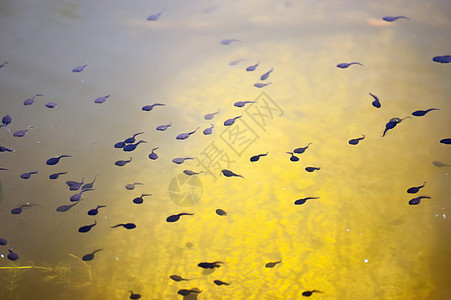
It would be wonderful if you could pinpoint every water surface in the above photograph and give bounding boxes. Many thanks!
[0,0,450,299]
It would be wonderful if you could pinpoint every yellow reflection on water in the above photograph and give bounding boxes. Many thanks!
[92,41,449,299]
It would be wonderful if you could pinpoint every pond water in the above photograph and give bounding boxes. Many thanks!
[0,0,450,299]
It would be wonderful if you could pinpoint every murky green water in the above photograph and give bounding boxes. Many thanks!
[1,1,450,299]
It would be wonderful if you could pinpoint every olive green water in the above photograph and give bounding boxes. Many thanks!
[0,1,450,299]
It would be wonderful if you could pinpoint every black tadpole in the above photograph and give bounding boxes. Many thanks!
[166,213,194,223]
[382,116,410,137]
[407,182,426,194]
[250,152,268,162]
[293,143,312,154]
[348,135,365,145]
[265,259,282,268]
[286,152,299,162]
[82,249,103,261]
[302,290,323,297]
[111,223,136,229]
[129,290,141,299]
